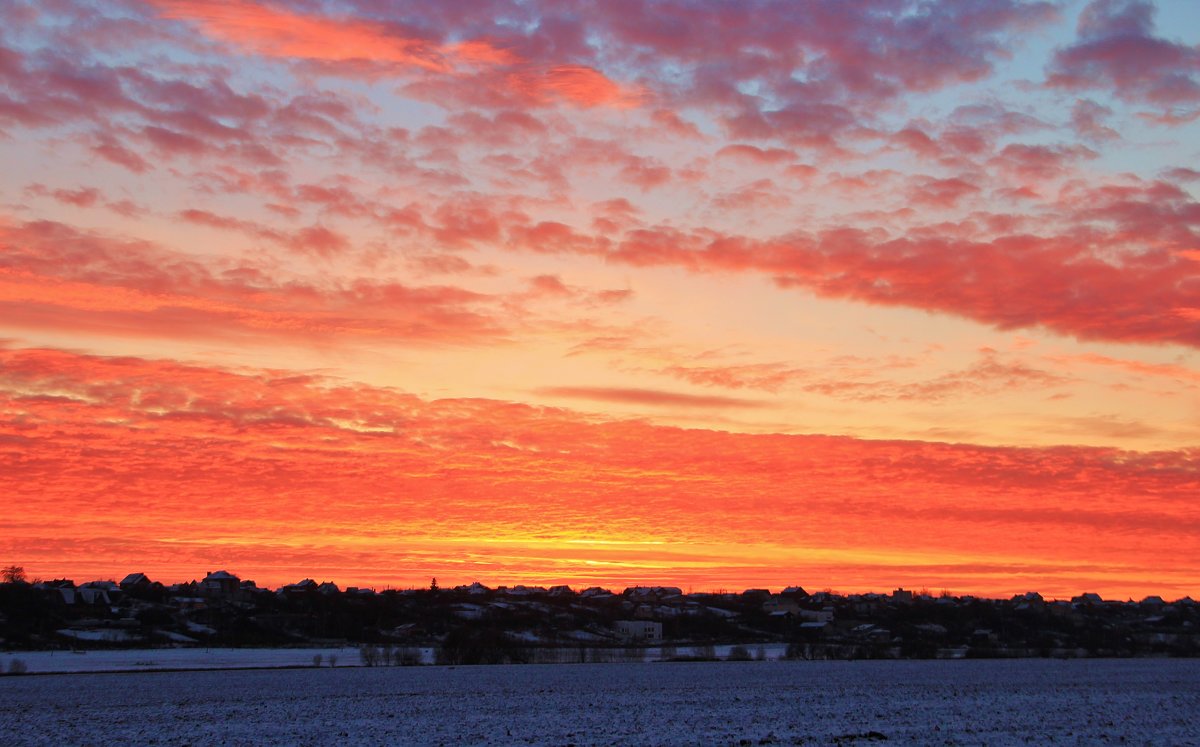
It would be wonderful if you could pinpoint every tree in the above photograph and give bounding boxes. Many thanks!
[1,566,25,584]
[312,654,323,667]
[359,645,378,666]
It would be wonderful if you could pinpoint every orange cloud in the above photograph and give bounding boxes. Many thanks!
[3,346,1198,599]
[154,0,451,71]
[534,65,644,108]
[0,219,505,346]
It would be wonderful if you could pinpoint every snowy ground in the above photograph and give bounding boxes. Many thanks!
[0,646,388,673]
[1,659,1197,745]
[0,643,786,673]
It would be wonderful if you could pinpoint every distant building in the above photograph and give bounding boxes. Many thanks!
[624,586,682,600]
[763,597,801,615]
[120,573,152,592]
[800,608,834,623]
[201,570,241,599]
[615,620,662,641]
[892,588,914,604]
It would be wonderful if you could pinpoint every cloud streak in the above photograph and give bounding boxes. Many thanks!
[2,346,1197,597]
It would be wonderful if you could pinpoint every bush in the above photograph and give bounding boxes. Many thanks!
[727,645,752,661]
[7,659,28,675]
[312,654,323,667]
[360,644,378,666]
[438,627,527,665]
[396,647,421,666]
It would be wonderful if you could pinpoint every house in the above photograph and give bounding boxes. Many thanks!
[800,608,835,623]
[763,597,801,615]
[76,587,111,606]
[120,573,152,593]
[892,588,914,604]
[201,570,241,599]
[623,586,682,600]
[280,578,318,598]
[615,620,662,641]
[798,621,830,636]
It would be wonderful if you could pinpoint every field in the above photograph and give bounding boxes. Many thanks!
[1,659,1197,745]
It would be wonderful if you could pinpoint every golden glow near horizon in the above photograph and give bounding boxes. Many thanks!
[2,0,1199,599]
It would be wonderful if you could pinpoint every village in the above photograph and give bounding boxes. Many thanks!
[1,569,1196,665]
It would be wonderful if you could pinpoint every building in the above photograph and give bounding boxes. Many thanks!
[763,597,801,615]
[615,620,662,641]
[201,570,241,599]
[120,573,152,593]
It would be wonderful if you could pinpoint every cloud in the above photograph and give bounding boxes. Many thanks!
[2,345,1198,596]
[1046,0,1200,121]
[662,363,803,393]
[153,0,453,71]
[0,217,507,346]
[536,386,766,409]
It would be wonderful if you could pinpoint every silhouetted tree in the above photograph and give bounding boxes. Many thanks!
[1,566,25,584]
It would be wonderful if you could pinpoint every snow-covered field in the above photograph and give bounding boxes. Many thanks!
[0,646,390,673]
[0,643,787,673]
[1,659,1197,745]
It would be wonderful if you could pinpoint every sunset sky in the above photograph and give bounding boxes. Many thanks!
[2,0,1199,599]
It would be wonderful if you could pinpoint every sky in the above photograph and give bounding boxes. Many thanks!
[1,0,1199,600]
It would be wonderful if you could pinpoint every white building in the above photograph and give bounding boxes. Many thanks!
[615,620,662,641]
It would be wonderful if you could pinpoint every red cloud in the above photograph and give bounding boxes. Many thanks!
[153,0,452,71]
[537,385,766,409]
[0,218,505,346]
[533,65,643,108]
[907,176,981,208]
[2,346,1198,597]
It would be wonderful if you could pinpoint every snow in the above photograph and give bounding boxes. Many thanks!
[0,659,1196,745]
[155,632,199,644]
[55,629,140,643]
[0,647,358,674]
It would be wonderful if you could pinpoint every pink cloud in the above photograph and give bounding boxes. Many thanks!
[1047,0,1200,120]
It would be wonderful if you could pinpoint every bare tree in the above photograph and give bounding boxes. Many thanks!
[1,566,26,584]
[312,654,323,667]
[397,647,421,666]
[359,644,378,666]
[328,653,337,667]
